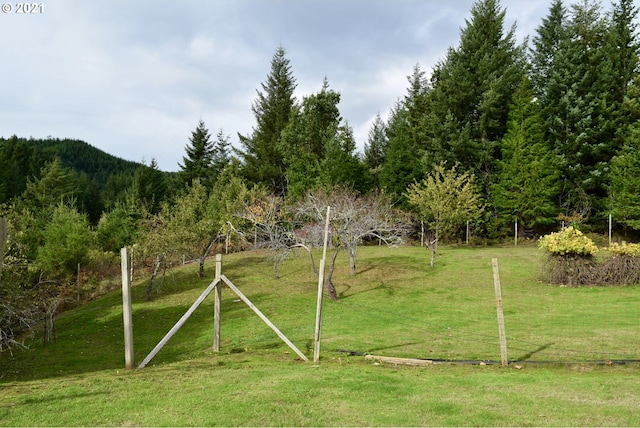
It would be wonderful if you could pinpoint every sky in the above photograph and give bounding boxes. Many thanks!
[1,0,564,172]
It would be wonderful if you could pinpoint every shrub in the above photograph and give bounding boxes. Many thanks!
[538,226,598,257]
[539,230,640,286]
[607,242,640,257]
[599,243,640,285]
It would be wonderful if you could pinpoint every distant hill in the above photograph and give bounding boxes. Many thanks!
[29,137,143,187]
[0,136,147,211]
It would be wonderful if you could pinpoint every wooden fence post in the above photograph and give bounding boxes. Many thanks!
[213,254,222,352]
[77,263,81,306]
[314,206,331,363]
[492,258,508,366]
[121,247,135,370]
[466,220,469,245]
[0,217,7,276]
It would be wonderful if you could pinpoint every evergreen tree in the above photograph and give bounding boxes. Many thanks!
[0,136,42,204]
[178,120,214,189]
[491,77,560,234]
[212,128,232,179]
[604,0,640,150]
[608,125,640,232]
[530,0,568,104]
[22,157,81,213]
[380,65,431,204]
[608,74,640,232]
[531,0,640,223]
[427,0,525,188]
[36,203,94,276]
[131,159,167,214]
[319,123,369,193]
[363,113,388,188]
[280,79,366,199]
[239,46,297,195]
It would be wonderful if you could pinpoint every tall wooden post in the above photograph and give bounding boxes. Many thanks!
[492,258,508,366]
[514,219,518,246]
[466,220,469,245]
[314,206,331,363]
[121,247,135,370]
[77,263,81,306]
[0,217,7,276]
[213,254,222,352]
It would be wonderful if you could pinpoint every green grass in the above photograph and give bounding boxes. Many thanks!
[1,244,639,426]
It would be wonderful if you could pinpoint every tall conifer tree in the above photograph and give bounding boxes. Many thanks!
[178,120,214,189]
[491,77,560,234]
[427,0,525,190]
[380,64,430,204]
[239,46,297,195]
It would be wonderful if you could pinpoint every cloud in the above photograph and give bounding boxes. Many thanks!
[0,0,554,171]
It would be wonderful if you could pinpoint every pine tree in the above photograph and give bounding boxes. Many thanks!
[212,128,232,179]
[23,157,80,212]
[178,120,214,189]
[532,0,637,222]
[280,79,366,198]
[132,159,167,214]
[364,113,387,172]
[604,0,640,150]
[491,77,560,234]
[427,0,525,188]
[239,46,297,195]
[530,0,568,103]
[608,125,640,232]
[380,65,431,204]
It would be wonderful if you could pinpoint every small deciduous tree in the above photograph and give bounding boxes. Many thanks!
[294,187,408,300]
[242,193,295,279]
[406,162,482,266]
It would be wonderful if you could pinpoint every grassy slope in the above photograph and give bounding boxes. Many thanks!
[1,245,639,426]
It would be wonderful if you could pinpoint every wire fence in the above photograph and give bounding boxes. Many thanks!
[202,247,640,365]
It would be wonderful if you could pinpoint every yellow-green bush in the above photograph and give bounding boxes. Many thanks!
[606,242,640,257]
[538,226,598,257]
[539,229,640,286]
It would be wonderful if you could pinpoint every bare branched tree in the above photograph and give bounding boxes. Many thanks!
[294,187,409,300]
[243,194,297,278]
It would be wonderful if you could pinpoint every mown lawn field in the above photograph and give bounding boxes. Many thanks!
[1,244,639,426]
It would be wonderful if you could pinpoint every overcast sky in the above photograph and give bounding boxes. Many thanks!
[1,0,567,171]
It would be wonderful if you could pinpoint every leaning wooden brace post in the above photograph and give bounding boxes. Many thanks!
[121,247,135,370]
[492,258,508,366]
[213,254,222,352]
[220,275,308,361]
[314,206,331,363]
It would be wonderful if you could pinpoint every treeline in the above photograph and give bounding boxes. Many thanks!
[0,136,173,223]
[1,0,640,352]
[235,0,640,236]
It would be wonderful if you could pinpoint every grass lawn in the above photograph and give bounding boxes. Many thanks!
[1,244,639,426]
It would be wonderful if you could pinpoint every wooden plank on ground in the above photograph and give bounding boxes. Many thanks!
[365,355,433,366]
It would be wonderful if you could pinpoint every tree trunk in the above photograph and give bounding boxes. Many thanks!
[291,244,317,274]
[425,237,437,267]
[199,238,216,278]
[324,249,340,301]
[147,255,161,301]
[348,246,356,275]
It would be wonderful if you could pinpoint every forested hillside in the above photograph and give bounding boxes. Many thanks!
[1,0,639,354]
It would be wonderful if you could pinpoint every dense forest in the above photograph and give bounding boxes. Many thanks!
[1,0,639,351]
